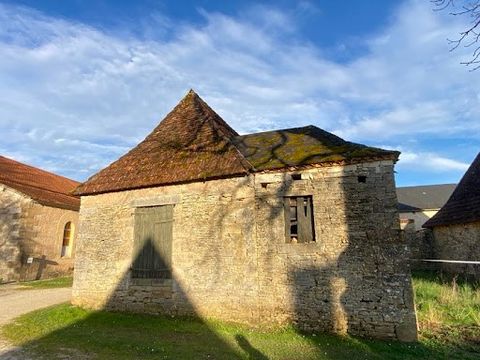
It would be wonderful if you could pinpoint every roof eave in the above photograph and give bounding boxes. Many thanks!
[75,153,398,197]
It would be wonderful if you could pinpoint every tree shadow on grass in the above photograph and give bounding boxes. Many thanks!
[1,126,473,359]
[1,240,477,359]
[3,307,469,360]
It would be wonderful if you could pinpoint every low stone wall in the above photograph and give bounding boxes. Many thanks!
[402,225,437,271]
[73,161,417,341]
[432,222,480,279]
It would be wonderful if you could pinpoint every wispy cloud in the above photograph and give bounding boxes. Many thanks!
[0,0,478,185]
[399,151,470,172]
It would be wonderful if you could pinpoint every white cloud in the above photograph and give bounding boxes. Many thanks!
[398,151,470,172]
[0,0,478,184]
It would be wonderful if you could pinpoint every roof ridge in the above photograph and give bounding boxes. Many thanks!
[236,124,315,138]
[196,97,255,172]
[185,91,253,173]
[424,152,480,228]
[398,183,456,189]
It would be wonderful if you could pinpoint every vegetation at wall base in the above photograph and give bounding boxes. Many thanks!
[1,271,479,359]
[19,276,73,289]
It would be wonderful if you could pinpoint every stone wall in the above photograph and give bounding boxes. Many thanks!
[432,222,480,279]
[0,185,79,282]
[401,222,436,271]
[72,160,417,341]
[0,186,27,282]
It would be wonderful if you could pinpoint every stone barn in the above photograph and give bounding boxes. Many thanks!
[0,156,80,282]
[72,90,417,341]
[424,152,480,278]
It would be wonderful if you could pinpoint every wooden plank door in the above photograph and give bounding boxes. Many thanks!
[132,205,173,279]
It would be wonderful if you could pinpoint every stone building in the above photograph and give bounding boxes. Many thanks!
[397,184,456,267]
[0,155,80,282]
[397,184,456,231]
[424,152,480,278]
[72,90,417,341]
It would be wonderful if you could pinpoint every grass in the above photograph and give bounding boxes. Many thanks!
[18,276,73,289]
[1,271,479,359]
[413,270,480,351]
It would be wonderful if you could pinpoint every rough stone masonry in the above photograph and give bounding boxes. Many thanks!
[73,162,417,341]
[72,90,417,342]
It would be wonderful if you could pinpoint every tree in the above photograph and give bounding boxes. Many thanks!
[433,0,480,70]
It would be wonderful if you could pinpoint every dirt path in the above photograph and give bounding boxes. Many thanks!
[0,285,71,359]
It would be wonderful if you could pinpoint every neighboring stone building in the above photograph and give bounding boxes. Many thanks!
[424,153,480,278]
[72,90,417,341]
[0,156,80,283]
[397,184,456,230]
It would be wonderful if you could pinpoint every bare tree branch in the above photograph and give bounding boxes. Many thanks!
[432,0,480,70]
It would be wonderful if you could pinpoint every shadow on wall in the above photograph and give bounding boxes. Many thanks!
[1,240,253,359]
[0,206,69,283]
[290,168,417,340]
[3,128,417,358]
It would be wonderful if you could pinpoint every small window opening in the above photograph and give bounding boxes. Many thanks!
[357,175,367,183]
[291,173,302,180]
[261,182,268,189]
[61,222,73,257]
[284,196,315,243]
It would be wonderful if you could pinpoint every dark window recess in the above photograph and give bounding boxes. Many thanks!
[284,196,315,243]
[357,175,367,183]
[131,205,173,279]
[291,173,302,180]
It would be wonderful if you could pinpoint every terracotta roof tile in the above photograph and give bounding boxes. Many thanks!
[74,90,251,195]
[75,90,399,196]
[424,153,480,228]
[0,156,80,211]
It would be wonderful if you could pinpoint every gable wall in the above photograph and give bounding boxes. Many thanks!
[0,184,79,282]
[72,160,417,341]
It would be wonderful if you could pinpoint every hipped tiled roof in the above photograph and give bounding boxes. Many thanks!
[234,126,398,171]
[424,153,480,228]
[0,156,80,211]
[75,90,399,196]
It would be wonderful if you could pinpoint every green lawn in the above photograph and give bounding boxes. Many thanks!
[413,271,480,351]
[1,271,479,359]
[19,276,73,289]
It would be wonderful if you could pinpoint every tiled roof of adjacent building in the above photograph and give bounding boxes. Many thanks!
[424,153,480,228]
[75,90,399,196]
[0,156,80,211]
[396,184,457,212]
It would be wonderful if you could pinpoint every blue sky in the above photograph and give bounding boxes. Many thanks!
[0,0,478,186]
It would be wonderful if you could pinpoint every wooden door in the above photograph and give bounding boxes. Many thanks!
[132,205,173,279]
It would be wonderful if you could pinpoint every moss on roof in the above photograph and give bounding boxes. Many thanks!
[234,126,398,171]
[75,91,399,196]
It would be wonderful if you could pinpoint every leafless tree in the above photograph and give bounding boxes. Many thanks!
[433,0,480,70]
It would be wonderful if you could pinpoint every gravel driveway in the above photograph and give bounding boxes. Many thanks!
[0,285,71,359]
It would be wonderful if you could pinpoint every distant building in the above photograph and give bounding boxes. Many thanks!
[397,184,456,230]
[0,156,80,283]
[424,153,480,278]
